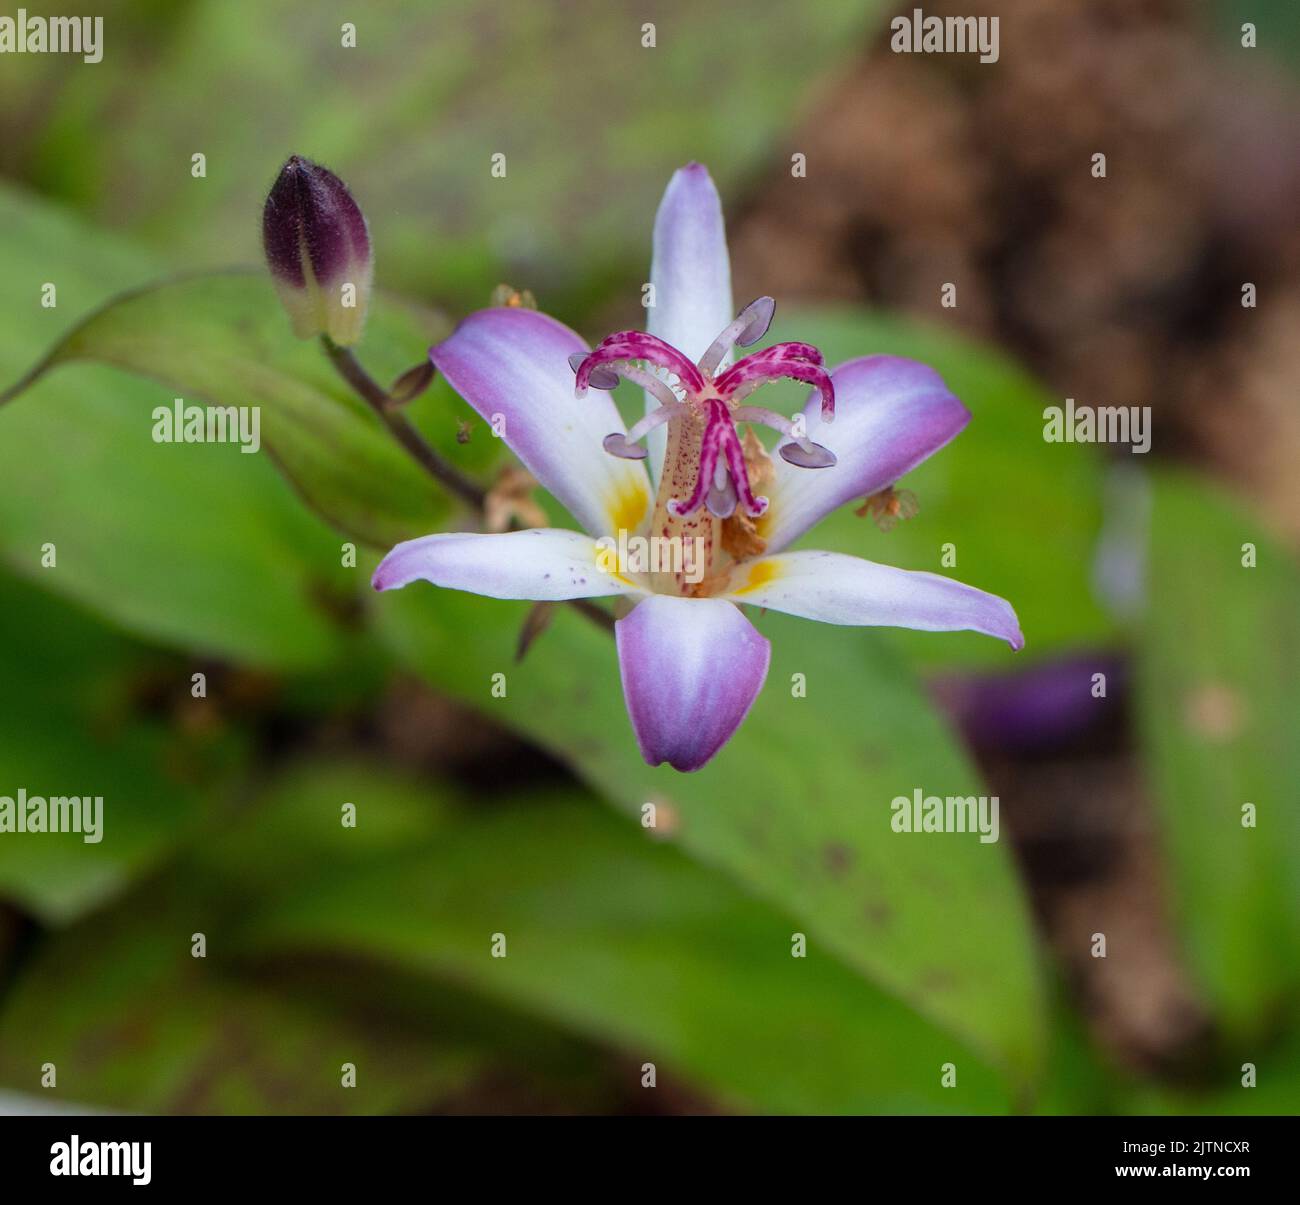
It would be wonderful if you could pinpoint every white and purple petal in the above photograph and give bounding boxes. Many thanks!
[723,550,1024,649]
[616,595,770,772]
[431,308,652,539]
[373,529,647,601]
[759,355,970,554]
[646,163,734,477]
[648,163,734,363]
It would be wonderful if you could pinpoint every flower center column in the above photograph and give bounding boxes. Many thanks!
[651,408,719,596]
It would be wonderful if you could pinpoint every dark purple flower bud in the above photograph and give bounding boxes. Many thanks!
[263,155,373,345]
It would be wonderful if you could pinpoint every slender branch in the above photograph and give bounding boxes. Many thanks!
[320,336,486,510]
[567,597,618,634]
[320,334,617,640]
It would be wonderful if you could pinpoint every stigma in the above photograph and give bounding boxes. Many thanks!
[572,297,837,520]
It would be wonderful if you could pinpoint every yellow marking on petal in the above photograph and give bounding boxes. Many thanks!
[606,477,649,538]
[733,558,782,595]
[592,539,636,589]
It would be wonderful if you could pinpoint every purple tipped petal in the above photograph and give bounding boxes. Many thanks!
[372,529,647,601]
[778,441,837,469]
[649,163,734,363]
[431,309,652,539]
[724,551,1024,650]
[760,356,971,554]
[646,163,734,479]
[616,595,770,772]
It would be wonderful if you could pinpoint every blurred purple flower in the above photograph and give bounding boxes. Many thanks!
[933,653,1128,756]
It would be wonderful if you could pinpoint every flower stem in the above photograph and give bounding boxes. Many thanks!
[320,335,616,640]
[567,597,617,634]
[320,336,486,510]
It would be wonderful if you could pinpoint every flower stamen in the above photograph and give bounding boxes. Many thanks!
[575,304,836,536]
[696,295,776,377]
[667,399,768,519]
[568,351,682,408]
[715,342,835,421]
[602,401,685,460]
[574,331,704,395]
[731,405,837,469]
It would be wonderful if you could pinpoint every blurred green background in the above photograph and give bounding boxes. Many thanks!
[0,0,1297,1114]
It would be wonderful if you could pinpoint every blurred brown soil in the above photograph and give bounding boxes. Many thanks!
[729,0,1300,1077]
[730,0,1300,536]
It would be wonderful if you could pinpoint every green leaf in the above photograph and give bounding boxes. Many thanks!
[0,901,498,1114]
[22,0,886,314]
[0,763,607,1114]
[1202,0,1300,76]
[1136,471,1300,1039]
[237,779,1017,1113]
[774,309,1113,668]
[0,572,240,923]
[0,760,1017,1112]
[374,586,1046,1085]
[2,271,472,550]
[207,762,1017,1112]
[1119,1023,1300,1115]
[0,184,353,666]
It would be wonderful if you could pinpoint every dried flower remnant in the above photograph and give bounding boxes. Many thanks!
[490,284,538,310]
[484,465,548,533]
[856,485,919,532]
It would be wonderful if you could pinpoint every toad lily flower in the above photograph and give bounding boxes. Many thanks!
[373,163,1023,771]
